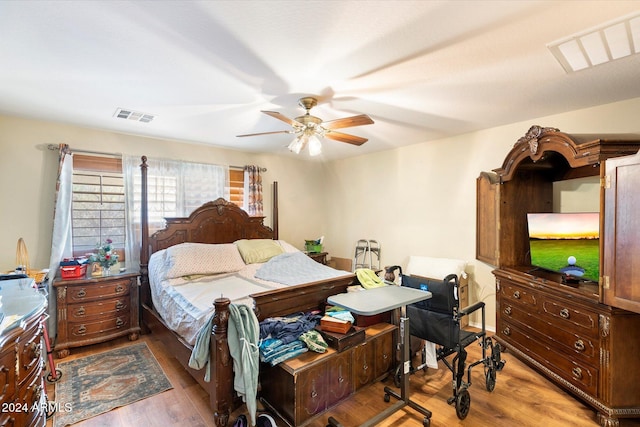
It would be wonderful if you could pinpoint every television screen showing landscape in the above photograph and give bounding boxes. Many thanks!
[527,212,600,283]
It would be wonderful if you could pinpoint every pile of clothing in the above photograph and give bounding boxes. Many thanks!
[259,311,328,365]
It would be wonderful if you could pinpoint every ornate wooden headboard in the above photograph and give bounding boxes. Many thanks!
[138,155,278,301]
[148,198,274,254]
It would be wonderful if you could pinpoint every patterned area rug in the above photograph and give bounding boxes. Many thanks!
[54,342,173,427]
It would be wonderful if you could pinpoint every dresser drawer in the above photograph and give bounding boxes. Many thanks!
[67,279,131,303]
[539,295,599,338]
[17,364,45,427]
[68,316,131,340]
[500,319,598,396]
[0,349,16,404]
[16,322,43,386]
[501,302,598,362]
[68,296,130,322]
[500,281,538,309]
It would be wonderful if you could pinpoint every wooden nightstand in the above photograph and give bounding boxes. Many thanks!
[307,251,328,265]
[53,271,140,358]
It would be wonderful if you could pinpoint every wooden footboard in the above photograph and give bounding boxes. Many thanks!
[141,297,236,426]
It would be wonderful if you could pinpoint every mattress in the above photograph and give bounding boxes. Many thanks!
[147,241,351,345]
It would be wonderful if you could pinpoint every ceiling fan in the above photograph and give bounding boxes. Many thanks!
[237,97,374,156]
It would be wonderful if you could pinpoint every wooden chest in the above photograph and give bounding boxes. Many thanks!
[260,323,395,426]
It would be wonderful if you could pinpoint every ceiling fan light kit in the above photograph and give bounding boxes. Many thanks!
[237,96,374,156]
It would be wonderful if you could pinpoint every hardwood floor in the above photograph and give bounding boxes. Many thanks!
[46,332,640,427]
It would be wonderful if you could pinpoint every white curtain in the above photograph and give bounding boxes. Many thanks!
[123,155,229,272]
[46,149,74,336]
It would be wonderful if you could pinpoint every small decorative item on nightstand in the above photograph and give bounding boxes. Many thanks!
[89,238,119,276]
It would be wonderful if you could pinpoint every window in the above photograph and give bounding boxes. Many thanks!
[229,167,244,209]
[71,155,125,258]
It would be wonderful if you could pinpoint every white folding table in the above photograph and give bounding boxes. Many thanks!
[327,285,433,427]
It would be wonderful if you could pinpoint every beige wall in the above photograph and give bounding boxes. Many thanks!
[322,97,640,330]
[0,115,326,272]
[1,96,639,330]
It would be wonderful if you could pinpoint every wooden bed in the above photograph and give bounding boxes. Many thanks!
[137,156,355,426]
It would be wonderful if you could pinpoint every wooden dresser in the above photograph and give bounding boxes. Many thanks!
[0,277,47,427]
[260,323,395,426]
[477,126,640,426]
[53,271,140,358]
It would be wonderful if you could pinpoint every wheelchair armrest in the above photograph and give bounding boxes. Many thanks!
[459,301,485,317]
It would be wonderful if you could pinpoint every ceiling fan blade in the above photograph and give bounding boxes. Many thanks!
[261,110,300,127]
[236,130,293,137]
[325,131,368,146]
[322,114,374,130]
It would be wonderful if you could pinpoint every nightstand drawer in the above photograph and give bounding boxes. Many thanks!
[68,297,130,321]
[67,279,130,302]
[69,316,131,339]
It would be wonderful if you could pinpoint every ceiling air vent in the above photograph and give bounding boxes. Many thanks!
[547,11,640,73]
[114,108,155,123]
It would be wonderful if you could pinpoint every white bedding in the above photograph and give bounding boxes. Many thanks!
[148,241,351,345]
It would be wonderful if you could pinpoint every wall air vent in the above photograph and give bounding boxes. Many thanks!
[114,108,155,123]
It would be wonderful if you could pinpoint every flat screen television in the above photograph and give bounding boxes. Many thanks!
[526,212,600,283]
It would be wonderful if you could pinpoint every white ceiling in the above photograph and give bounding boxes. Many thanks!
[2,1,640,161]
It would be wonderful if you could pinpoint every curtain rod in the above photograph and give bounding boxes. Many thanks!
[48,144,267,172]
[47,144,121,158]
[231,165,267,172]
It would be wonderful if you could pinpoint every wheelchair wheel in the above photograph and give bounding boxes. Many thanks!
[46,369,63,383]
[485,367,497,392]
[455,388,471,420]
[394,365,401,388]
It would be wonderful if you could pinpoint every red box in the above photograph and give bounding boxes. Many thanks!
[60,264,87,279]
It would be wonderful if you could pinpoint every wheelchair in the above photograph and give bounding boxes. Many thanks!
[387,267,505,420]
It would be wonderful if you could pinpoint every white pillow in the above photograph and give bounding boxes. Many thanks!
[276,240,301,253]
[406,256,467,280]
[163,243,246,279]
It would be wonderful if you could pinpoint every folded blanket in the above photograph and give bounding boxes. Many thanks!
[255,251,347,286]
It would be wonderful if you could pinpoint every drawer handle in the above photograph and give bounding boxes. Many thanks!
[115,284,125,293]
[382,354,388,360]
[504,306,512,315]
[29,341,42,360]
[77,324,87,335]
[32,383,43,403]
[76,288,86,298]
[560,308,570,319]
[363,363,368,371]
[115,300,125,310]
[310,390,318,398]
[76,306,86,316]
[338,376,344,383]
[116,317,125,328]
[513,291,520,299]
[574,340,585,352]
[503,327,511,336]
[572,367,583,380]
